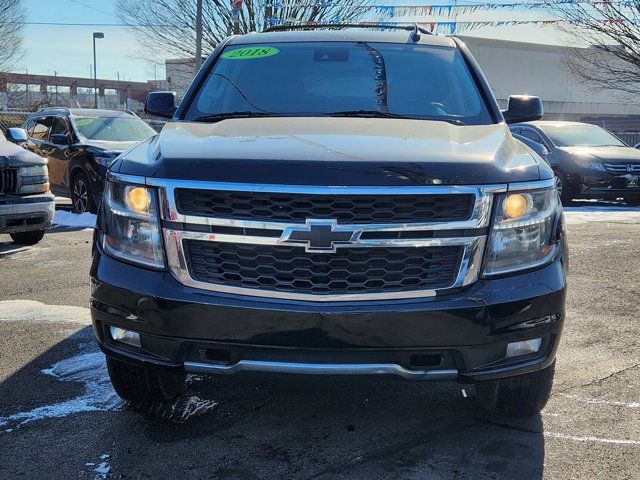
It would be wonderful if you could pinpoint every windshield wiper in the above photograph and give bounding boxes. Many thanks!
[327,110,405,118]
[326,110,466,125]
[194,111,277,122]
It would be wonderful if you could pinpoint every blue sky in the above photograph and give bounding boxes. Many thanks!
[19,0,158,81]
[17,0,572,82]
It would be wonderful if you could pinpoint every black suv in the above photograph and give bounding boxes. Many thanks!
[91,26,567,417]
[18,108,156,213]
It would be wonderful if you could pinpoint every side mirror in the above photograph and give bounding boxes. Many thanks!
[6,127,28,143]
[50,133,70,146]
[502,95,543,124]
[145,91,177,118]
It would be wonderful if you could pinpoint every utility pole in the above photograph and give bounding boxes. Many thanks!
[232,0,241,35]
[195,0,203,70]
[93,32,104,108]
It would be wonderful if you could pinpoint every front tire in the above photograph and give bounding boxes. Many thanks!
[475,361,555,417]
[106,356,186,403]
[10,229,46,245]
[71,172,97,214]
[553,170,573,205]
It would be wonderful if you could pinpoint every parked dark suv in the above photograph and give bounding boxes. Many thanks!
[510,121,640,205]
[17,108,156,213]
[91,26,567,417]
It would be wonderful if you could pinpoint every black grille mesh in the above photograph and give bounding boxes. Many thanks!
[0,169,18,195]
[184,240,463,295]
[175,189,475,224]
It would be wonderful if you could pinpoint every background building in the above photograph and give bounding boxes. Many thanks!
[461,36,640,131]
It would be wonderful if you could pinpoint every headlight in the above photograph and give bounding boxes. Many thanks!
[484,187,561,276]
[18,164,50,193]
[95,155,117,167]
[18,165,47,177]
[574,158,606,171]
[101,180,165,268]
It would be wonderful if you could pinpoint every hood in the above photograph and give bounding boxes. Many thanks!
[114,117,549,186]
[560,145,640,163]
[0,140,46,168]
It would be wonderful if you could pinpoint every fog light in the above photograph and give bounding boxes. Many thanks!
[506,338,541,358]
[110,326,141,347]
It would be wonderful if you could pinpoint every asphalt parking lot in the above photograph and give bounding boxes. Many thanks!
[0,204,639,480]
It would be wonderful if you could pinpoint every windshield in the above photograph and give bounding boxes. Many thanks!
[541,124,625,147]
[185,41,493,125]
[71,116,156,142]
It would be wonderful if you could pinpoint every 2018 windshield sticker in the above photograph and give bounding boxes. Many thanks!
[222,47,279,60]
[74,118,94,126]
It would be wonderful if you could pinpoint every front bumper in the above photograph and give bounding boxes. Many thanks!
[571,169,640,198]
[90,241,567,382]
[0,192,55,234]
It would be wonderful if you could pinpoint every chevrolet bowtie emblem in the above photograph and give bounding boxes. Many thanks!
[280,220,360,253]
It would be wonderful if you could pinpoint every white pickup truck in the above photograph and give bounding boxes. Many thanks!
[0,128,54,244]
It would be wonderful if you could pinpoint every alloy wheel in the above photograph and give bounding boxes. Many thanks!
[73,177,89,213]
[555,174,563,197]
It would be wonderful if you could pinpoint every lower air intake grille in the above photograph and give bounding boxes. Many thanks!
[184,240,463,295]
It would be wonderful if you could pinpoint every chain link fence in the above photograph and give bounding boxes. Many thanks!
[614,132,640,147]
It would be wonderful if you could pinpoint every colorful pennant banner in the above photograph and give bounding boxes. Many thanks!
[263,17,635,34]
[259,0,636,16]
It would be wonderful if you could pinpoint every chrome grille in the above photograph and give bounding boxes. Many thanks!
[0,169,18,194]
[142,178,505,302]
[604,163,640,174]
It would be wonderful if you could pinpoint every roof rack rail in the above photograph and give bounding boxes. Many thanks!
[263,23,433,36]
[37,106,71,114]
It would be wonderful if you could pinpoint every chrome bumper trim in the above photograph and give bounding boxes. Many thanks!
[155,180,502,230]
[184,360,459,380]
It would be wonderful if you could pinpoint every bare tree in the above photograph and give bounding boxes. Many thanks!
[545,2,640,95]
[116,0,385,61]
[0,0,25,72]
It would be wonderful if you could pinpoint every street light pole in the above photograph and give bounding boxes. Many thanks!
[92,32,104,109]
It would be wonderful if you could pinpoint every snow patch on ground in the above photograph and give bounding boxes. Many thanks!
[0,301,219,431]
[0,300,91,325]
[0,345,218,432]
[52,210,96,229]
[564,205,640,224]
[0,352,122,430]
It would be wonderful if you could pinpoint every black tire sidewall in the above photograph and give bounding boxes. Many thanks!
[553,169,573,205]
[71,172,96,214]
[10,229,46,245]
